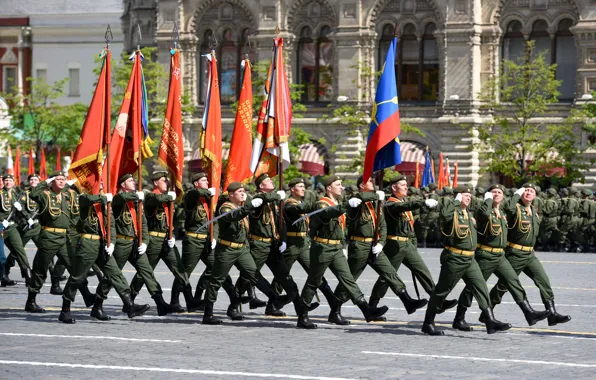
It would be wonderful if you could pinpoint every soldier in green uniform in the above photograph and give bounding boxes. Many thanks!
[425,183,441,247]
[296,175,389,329]
[202,182,291,325]
[128,171,202,312]
[557,188,579,252]
[1,174,32,286]
[59,191,150,323]
[539,188,560,252]
[369,175,457,314]
[489,184,571,326]
[422,185,511,336]
[236,174,300,317]
[93,174,171,317]
[329,175,426,326]
[24,172,95,313]
[579,189,596,252]
[452,184,549,331]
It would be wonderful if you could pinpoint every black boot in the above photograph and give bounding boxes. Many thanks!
[437,299,458,314]
[202,303,222,325]
[481,308,512,334]
[356,298,389,322]
[182,285,203,313]
[248,286,267,309]
[122,289,138,312]
[121,294,150,318]
[79,284,96,308]
[226,303,244,321]
[369,297,380,308]
[152,293,171,316]
[0,273,16,287]
[25,291,45,313]
[265,300,286,317]
[169,286,186,313]
[545,299,571,326]
[297,308,317,329]
[90,297,111,321]
[421,308,444,336]
[518,300,550,326]
[59,299,76,324]
[397,288,428,314]
[328,301,350,325]
[50,277,63,295]
[452,305,473,331]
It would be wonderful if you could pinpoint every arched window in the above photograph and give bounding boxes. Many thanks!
[378,24,394,70]
[502,20,524,64]
[421,23,438,101]
[198,30,212,104]
[296,25,334,103]
[555,19,576,100]
[398,24,419,101]
[530,20,551,63]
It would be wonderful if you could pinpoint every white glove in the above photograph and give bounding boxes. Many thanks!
[2,220,9,228]
[67,179,77,186]
[251,198,263,208]
[211,239,217,249]
[138,243,147,255]
[105,243,115,256]
[342,248,348,258]
[135,191,145,201]
[515,187,526,196]
[13,202,22,211]
[46,177,56,184]
[167,191,177,201]
[27,218,35,227]
[279,241,287,253]
[276,190,286,200]
[484,192,493,200]
[208,187,216,196]
[375,190,385,201]
[372,243,383,254]
[425,199,438,208]
[455,193,463,202]
[348,198,362,208]
[104,193,113,203]
[167,238,175,248]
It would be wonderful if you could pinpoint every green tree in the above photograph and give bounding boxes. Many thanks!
[475,41,591,187]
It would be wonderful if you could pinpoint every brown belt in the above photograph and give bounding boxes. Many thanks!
[186,232,208,239]
[81,233,101,240]
[249,234,272,242]
[149,231,167,238]
[507,242,533,252]
[287,232,307,237]
[477,244,504,253]
[42,226,67,233]
[116,234,135,241]
[445,246,475,256]
[218,239,245,248]
[350,236,373,242]
[387,235,409,242]
[313,236,342,245]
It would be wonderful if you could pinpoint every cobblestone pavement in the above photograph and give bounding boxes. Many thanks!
[1,243,595,379]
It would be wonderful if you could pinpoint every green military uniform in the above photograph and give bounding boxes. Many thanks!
[539,189,559,251]
[578,190,596,252]
[0,183,31,282]
[425,184,441,247]
[556,189,579,251]
[488,184,571,326]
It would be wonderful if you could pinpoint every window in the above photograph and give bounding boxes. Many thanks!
[530,20,551,63]
[198,30,212,104]
[555,19,576,100]
[36,68,47,83]
[68,68,80,97]
[421,23,439,101]
[502,20,525,64]
[296,25,334,103]
[399,24,419,101]
[2,66,17,93]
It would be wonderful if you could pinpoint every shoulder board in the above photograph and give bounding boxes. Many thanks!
[220,202,236,212]
[285,198,299,205]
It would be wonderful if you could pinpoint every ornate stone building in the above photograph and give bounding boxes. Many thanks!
[122,0,596,186]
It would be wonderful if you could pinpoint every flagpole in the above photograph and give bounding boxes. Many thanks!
[274,26,285,240]
[105,25,113,247]
[168,24,179,241]
[135,26,144,247]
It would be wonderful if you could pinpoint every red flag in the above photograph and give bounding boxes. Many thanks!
[14,146,21,186]
[28,147,34,175]
[69,48,111,194]
[437,153,445,190]
[445,157,451,187]
[158,49,184,197]
[452,162,459,188]
[414,160,420,188]
[104,50,150,195]
[39,148,47,180]
[6,145,13,176]
[200,51,223,209]
[224,58,253,190]
[56,147,61,171]
[249,38,292,178]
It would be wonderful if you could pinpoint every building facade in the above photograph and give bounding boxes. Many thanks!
[125,0,596,186]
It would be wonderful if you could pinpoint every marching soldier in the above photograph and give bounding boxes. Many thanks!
[422,185,511,336]
[93,174,171,318]
[59,191,150,323]
[489,184,571,326]
[296,175,389,329]
[24,172,95,313]
[539,188,560,251]
[368,175,457,314]
[128,171,202,312]
[579,189,596,252]
[329,175,427,326]
[452,184,549,331]
[202,182,291,325]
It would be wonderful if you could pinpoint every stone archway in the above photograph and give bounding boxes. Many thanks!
[366,0,443,30]
[490,0,580,25]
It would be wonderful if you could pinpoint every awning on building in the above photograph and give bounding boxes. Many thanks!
[515,148,564,177]
[296,142,328,176]
[394,141,426,173]
[189,143,230,171]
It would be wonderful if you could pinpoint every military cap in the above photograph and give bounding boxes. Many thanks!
[227,182,245,193]
[48,171,66,178]
[2,174,14,181]
[547,188,557,196]
[475,186,486,195]
[118,173,133,185]
[322,175,342,187]
[443,186,453,195]
[304,178,312,187]
[521,183,536,191]
[560,188,569,196]
[487,184,505,192]
[454,184,472,194]
[27,173,40,180]
[289,177,305,187]
[582,189,593,197]
[511,187,518,193]
[535,185,542,193]
[389,175,407,184]
[422,186,430,193]
[254,173,270,188]
[151,171,168,181]
[428,183,438,191]
[191,172,207,183]
[356,175,365,188]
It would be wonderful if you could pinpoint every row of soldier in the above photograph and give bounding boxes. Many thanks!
[0,170,571,335]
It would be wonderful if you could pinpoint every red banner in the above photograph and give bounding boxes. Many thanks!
[14,146,20,185]
[39,148,47,180]
[28,147,34,175]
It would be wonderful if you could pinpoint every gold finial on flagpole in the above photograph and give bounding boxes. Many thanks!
[274,25,280,35]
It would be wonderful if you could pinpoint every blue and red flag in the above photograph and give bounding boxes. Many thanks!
[362,37,401,183]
